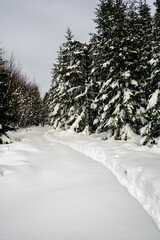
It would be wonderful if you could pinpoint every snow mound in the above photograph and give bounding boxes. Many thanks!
[0,134,12,144]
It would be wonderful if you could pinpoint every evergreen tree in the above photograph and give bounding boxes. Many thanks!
[17,82,43,127]
[48,29,93,133]
[128,0,153,133]
[91,0,140,139]
[91,0,153,140]
[90,0,116,131]
[46,0,160,146]
[27,84,43,126]
[42,92,49,126]
[66,41,93,133]
[140,0,160,145]
[154,0,160,42]
[48,31,75,129]
[137,0,152,104]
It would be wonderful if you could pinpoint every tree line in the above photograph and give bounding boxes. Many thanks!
[46,0,160,146]
[0,49,44,143]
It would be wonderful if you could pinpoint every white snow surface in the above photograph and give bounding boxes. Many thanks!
[46,128,160,231]
[0,126,160,240]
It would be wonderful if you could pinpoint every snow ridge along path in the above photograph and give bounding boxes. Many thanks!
[0,126,159,240]
[46,128,160,231]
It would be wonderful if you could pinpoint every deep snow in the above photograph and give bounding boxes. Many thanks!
[0,126,160,240]
[46,128,160,231]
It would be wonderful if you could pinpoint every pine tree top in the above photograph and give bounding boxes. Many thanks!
[65,27,74,41]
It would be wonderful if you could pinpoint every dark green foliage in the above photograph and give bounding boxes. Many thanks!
[47,0,160,145]
[154,0,160,41]
[48,29,93,133]
[91,0,142,138]
[140,0,160,145]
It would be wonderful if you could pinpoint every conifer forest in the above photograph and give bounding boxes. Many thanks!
[1,0,160,146]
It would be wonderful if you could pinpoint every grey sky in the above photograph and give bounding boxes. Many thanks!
[0,0,155,97]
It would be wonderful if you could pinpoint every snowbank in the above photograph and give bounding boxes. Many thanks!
[46,129,160,230]
[0,134,13,144]
[0,128,32,144]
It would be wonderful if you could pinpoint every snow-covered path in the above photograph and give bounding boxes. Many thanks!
[0,127,160,240]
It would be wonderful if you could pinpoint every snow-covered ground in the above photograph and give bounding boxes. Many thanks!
[0,126,160,240]
[46,128,160,229]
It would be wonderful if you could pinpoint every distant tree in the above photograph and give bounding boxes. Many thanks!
[42,92,49,125]
[27,84,43,126]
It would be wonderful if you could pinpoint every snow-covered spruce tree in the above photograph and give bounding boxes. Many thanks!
[91,0,154,140]
[48,29,93,133]
[42,92,49,125]
[26,84,43,126]
[91,0,142,139]
[127,0,153,134]
[140,54,160,146]
[90,0,117,132]
[66,41,93,133]
[140,0,160,145]
[17,81,43,127]
[154,0,160,42]
[48,29,75,130]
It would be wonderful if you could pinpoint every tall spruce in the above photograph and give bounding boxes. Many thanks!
[90,0,117,132]
[154,0,160,41]
[48,29,93,133]
[48,29,76,129]
[131,0,153,133]
[140,0,160,145]
[92,0,140,139]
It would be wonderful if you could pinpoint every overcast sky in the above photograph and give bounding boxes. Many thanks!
[0,0,155,97]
